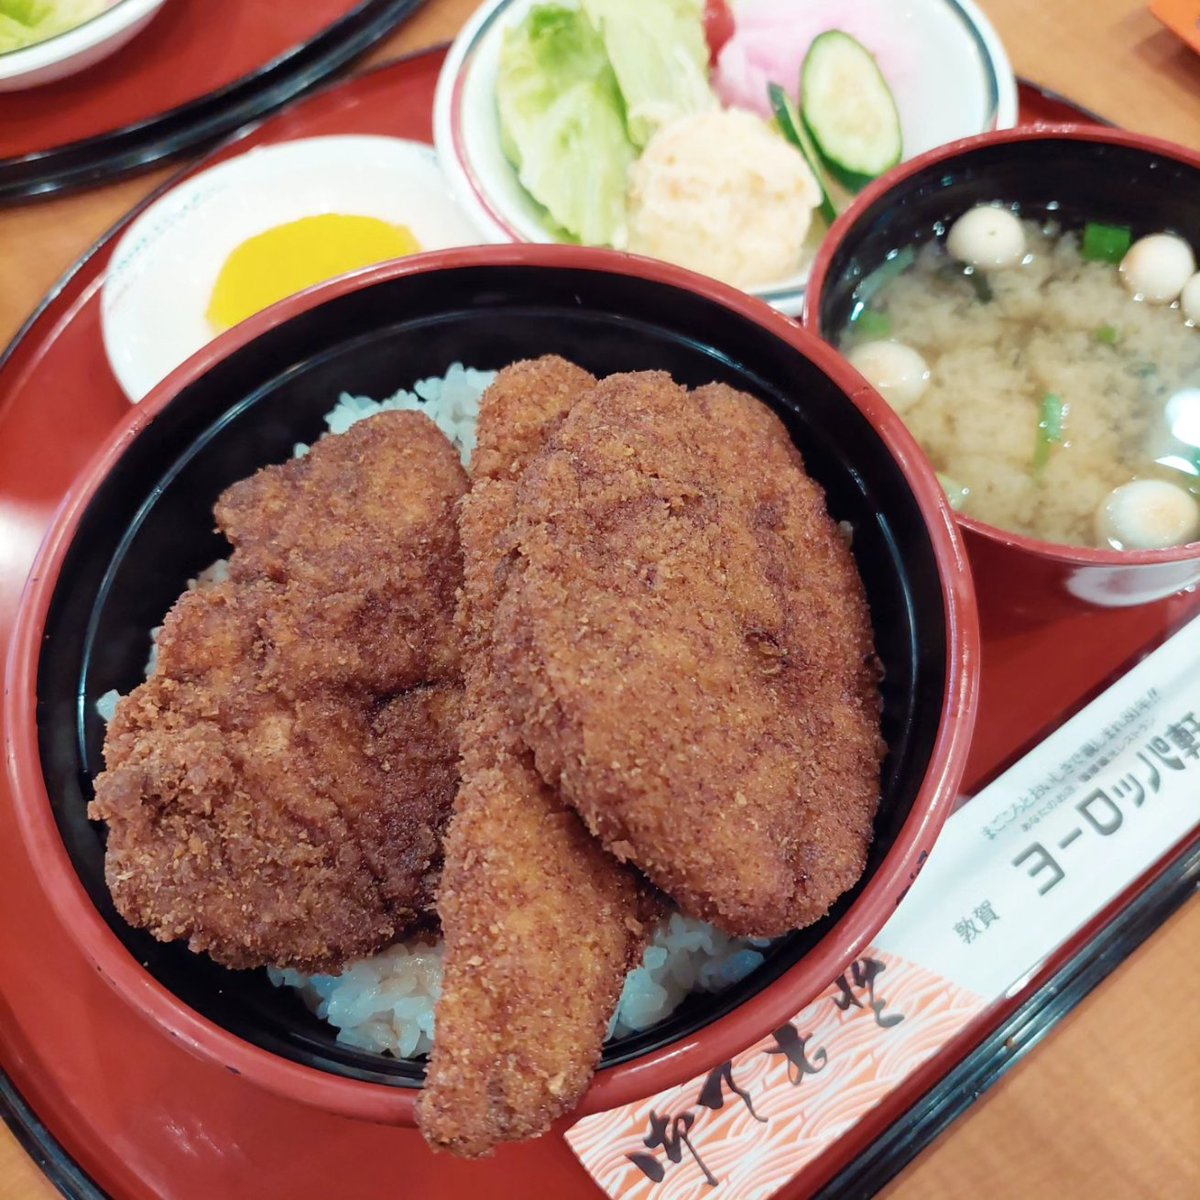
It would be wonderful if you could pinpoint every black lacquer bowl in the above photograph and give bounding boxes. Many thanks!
[7,245,978,1122]
[806,126,1200,620]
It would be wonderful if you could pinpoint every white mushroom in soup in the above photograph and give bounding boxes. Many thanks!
[1181,273,1200,325]
[946,204,1026,270]
[1095,479,1200,551]
[847,340,930,412]
[1119,234,1196,304]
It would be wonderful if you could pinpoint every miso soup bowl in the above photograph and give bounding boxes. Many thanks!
[6,245,978,1126]
[805,126,1200,620]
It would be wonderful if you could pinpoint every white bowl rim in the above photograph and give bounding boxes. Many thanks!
[100,133,475,403]
[433,0,1020,308]
[0,0,166,81]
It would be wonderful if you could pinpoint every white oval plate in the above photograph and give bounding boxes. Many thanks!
[102,135,485,403]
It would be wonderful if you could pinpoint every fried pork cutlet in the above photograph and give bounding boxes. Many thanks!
[215,410,463,694]
[496,374,885,937]
[90,411,466,972]
[419,358,653,1158]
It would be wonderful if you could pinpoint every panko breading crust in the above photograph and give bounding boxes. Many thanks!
[91,357,883,1152]
[419,359,653,1157]
[215,409,463,694]
[90,411,466,972]
[496,373,884,937]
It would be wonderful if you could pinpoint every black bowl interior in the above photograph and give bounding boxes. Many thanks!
[37,263,949,1087]
[816,136,1200,338]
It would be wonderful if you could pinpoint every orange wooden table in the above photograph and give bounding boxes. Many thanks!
[1,2,1197,1198]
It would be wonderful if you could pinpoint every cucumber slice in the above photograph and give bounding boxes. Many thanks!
[801,30,902,192]
[767,82,837,227]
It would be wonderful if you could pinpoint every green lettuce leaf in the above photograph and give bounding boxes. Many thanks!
[0,0,104,53]
[497,4,636,246]
[581,0,715,148]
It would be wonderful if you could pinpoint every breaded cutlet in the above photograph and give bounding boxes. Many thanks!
[216,409,464,695]
[90,411,466,972]
[419,358,654,1158]
[495,373,884,937]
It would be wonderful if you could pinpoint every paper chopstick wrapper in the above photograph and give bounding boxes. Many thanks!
[1150,1,1200,54]
[567,615,1200,1198]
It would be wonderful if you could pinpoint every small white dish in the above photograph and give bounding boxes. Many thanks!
[433,0,1019,314]
[0,0,167,92]
[101,135,484,403]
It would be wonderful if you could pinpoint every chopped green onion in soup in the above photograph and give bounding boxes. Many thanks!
[1081,221,1133,265]
[834,211,1200,547]
[1032,393,1066,475]
[852,309,891,338]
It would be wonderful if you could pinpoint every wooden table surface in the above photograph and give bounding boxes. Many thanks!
[1,1,1197,1198]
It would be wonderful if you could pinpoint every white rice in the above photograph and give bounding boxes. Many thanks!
[99,361,770,1059]
[293,361,497,466]
[270,913,768,1057]
[271,939,445,1058]
[610,914,769,1038]
[95,689,120,724]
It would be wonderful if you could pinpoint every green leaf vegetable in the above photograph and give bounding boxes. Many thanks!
[1093,324,1120,345]
[1081,221,1132,265]
[496,5,636,246]
[581,0,714,149]
[1032,392,1066,473]
[0,0,102,53]
[851,309,891,338]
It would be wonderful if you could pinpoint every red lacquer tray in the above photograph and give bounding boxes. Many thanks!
[0,0,424,204]
[0,49,1196,1200]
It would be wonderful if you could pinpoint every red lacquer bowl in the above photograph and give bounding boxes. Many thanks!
[5,245,978,1126]
[806,126,1200,625]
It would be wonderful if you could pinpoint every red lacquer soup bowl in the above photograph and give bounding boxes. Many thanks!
[5,245,978,1125]
[806,126,1200,624]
